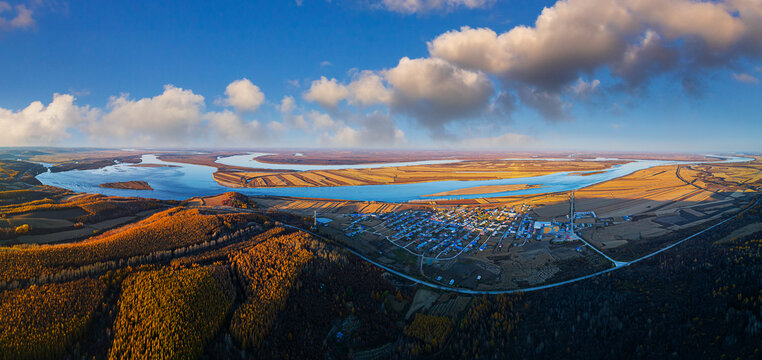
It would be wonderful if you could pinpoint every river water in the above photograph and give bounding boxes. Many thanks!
[35,154,752,202]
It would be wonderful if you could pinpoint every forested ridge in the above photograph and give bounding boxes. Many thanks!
[0,279,105,360]
[0,179,760,359]
[109,266,235,360]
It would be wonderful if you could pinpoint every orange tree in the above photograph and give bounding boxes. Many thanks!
[0,279,105,360]
[0,207,256,283]
[229,231,314,349]
[108,265,235,360]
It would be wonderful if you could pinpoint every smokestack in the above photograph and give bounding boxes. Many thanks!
[570,191,574,234]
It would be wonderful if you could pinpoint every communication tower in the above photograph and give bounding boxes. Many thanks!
[569,191,574,233]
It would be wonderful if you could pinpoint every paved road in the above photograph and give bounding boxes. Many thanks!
[280,195,760,295]
[574,232,628,267]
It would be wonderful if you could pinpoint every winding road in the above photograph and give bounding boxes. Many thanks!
[279,194,760,295]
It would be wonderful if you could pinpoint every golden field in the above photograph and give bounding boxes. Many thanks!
[214,159,624,188]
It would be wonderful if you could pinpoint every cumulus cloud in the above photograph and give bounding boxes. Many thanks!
[308,110,337,130]
[516,86,572,121]
[279,96,308,129]
[320,111,406,147]
[611,30,679,90]
[207,110,265,144]
[219,78,265,113]
[428,0,762,94]
[303,0,762,126]
[0,83,282,147]
[571,78,601,98]
[91,85,206,145]
[384,57,494,131]
[732,72,759,84]
[347,71,393,106]
[378,0,494,14]
[0,2,34,30]
[0,94,97,146]
[303,76,349,108]
[458,131,534,149]
[631,0,745,50]
[267,121,288,133]
[304,58,493,134]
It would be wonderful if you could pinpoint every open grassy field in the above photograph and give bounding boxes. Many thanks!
[214,159,625,188]
[248,196,431,215]
[0,190,167,243]
[524,159,761,258]
[26,149,146,164]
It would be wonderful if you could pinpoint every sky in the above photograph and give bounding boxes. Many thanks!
[0,0,760,152]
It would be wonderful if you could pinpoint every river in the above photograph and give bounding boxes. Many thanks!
[35,154,752,202]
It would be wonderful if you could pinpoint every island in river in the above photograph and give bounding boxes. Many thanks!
[99,181,153,190]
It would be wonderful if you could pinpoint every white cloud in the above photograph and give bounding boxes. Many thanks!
[220,78,265,113]
[732,72,759,84]
[612,30,678,89]
[208,110,265,144]
[384,56,494,131]
[379,0,494,14]
[347,71,393,106]
[572,78,601,98]
[0,83,280,147]
[286,79,300,88]
[303,76,349,108]
[458,131,534,149]
[428,0,762,92]
[305,57,494,134]
[630,0,745,50]
[319,111,406,147]
[0,94,98,146]
[385,57,489,105]
[267,121,288,133]
[92,85,206,145]
[324,125,361,146]
[0,2,34,30]
[279,95,309,129]
[308,110,337,130]
[279,95,297,114]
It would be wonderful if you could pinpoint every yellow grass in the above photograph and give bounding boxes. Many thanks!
[215,160,622,189]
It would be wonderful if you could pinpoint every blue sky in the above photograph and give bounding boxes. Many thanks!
[0,0,760,152]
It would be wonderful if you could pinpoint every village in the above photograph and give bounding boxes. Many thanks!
[341,203,606,261]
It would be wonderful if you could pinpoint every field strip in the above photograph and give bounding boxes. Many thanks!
[277,194,760,295]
